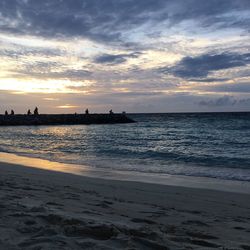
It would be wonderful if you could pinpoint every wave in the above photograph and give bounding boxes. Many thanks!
[0,112,249,182]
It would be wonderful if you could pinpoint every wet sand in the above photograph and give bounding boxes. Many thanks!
[0,160,250,249]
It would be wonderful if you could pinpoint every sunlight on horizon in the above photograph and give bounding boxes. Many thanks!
[0,0,249,113]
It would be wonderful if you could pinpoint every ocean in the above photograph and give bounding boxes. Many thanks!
[0,112,250,182]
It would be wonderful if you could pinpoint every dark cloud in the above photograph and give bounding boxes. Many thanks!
[198,96,237,107]
[169,0,250,28]
[188,78,229,83]
[238,98,250,106]
[0,0,168,42]
[202,82,250,93]
[94,52,141,65]
[162,52,250,79]
[0,0,249,43]
[199,95,250,108]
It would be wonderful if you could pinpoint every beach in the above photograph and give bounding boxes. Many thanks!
[1,0,250,249]
[0,159,250,249]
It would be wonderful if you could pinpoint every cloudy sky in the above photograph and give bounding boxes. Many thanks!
[0,0,250,113]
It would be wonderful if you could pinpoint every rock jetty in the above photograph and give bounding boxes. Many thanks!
[0,113,135,126]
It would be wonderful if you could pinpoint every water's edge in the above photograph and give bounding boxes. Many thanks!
[1,152,250,194]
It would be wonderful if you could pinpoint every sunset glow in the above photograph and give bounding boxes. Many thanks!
[0,0,249,113]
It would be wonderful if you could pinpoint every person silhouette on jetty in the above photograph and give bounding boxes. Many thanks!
[5,110,8,116]
[34,107,39,116]
[85,108,89,115]
[11,110,14,115]
[109,109,114,115]
[27,109,31,116]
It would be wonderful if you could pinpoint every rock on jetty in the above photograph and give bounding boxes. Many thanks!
[0,114,135,126]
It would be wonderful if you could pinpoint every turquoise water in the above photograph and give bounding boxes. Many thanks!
[0,112,250,181]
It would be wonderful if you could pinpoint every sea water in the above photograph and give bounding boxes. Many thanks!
[0,112,249,181]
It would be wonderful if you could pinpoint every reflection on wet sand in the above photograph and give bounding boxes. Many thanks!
[1,152,250,194]
[0,152,88,175]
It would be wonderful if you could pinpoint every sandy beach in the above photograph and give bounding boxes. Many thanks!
[1,0,250,249]
[0,159,249,250]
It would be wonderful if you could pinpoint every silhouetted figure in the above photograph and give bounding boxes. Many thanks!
[85,109,89,115]
[122,111,126,116]
[11,110,14,115]
[5,110,8,116]
[27,109,31,115]
[34,107,39,116]
[109,109,113,115]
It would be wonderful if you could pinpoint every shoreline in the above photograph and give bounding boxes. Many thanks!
[0,158,250,249]
[1,151,250,194]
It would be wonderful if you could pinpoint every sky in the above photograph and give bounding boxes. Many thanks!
[0,0,250,113]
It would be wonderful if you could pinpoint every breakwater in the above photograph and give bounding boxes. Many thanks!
[0,114,135,126]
